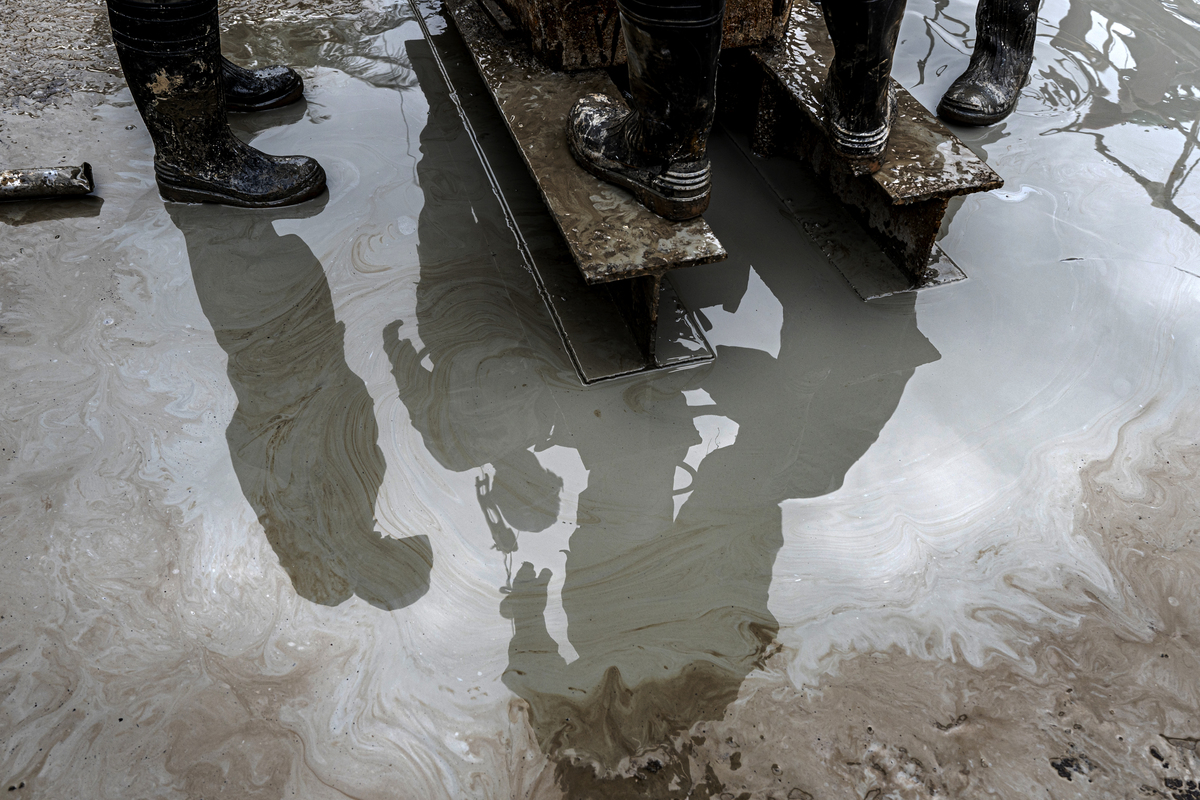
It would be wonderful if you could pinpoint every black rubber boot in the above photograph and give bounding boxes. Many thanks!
[107,0,326,207]
[821,0,907,175]
[937,0,1038,126]
[567,0,725,221]
[222,57,305,112]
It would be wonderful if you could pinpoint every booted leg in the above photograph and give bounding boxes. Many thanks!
[222,57,305,112]
[821,0,906,175]
[938,0,1038,126]
[567,0,724,221]
[106,0,325,207]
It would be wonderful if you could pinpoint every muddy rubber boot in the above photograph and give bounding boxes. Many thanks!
[107,0,326,207]
[222,57,305,112]
[937,0,1038,126]
[567,0,725,221]
[821,0,906,175]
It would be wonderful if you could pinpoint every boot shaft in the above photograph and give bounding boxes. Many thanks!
[821,0,905,149]
[619,0,724,24]
[821,0,907,90]
[617,0,726,164]
[972,0,1039,67]
[107,0,220,56]
[106,0,229,164]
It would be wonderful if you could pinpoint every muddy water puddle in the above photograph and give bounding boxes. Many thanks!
[3,0,1200,797]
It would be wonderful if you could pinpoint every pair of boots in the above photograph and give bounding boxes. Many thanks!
[568,0,1038,219]
[824,0,1041,156]
[107,0,325,207]
[566,0,909,217]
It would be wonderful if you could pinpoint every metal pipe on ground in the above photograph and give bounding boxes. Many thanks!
[0,163,95,201]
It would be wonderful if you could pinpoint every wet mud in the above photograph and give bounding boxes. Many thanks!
[667,394,1200,800]
[3,0,1200,797]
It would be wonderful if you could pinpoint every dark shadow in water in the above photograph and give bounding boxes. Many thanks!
[392,28,938,798]
[0,195,104,226]
[168,199,432,611]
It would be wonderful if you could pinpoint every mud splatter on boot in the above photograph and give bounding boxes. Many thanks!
[566,0,724,221]
[106,0,326,207]
[937,0,1039,126]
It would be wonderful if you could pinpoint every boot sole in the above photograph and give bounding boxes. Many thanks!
[225,82,305,113]
[937,96,1019,127]
[157,165,327,208]
[569,144,710,222]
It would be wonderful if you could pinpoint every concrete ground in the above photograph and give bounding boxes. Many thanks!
[4,0,1200,798]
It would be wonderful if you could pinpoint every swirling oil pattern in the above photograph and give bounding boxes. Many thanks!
[2,0,1200,797]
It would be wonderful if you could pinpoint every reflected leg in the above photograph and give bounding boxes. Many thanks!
[170,202,431,610]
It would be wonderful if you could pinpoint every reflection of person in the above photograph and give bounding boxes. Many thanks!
[167,199,432,611]
[398,35,940,797]
[938,0,1039,125]
[105,0,325,206]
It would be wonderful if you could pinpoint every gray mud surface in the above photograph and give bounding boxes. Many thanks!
[4,0,1200,798]
[0,0,370,112]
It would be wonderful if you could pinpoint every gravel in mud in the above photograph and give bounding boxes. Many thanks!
[0,0,370,114]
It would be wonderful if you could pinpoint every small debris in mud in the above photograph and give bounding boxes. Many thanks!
[1050,754,1094,781]
[1164,777,1200,800]
[934,714,969,731]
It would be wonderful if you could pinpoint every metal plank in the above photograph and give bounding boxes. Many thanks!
[444,0,728,286]
[751,0,1004,204]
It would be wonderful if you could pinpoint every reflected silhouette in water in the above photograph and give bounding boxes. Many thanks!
[394,31,938,798]
[1049,0,1200,233]
[169,199,432,611]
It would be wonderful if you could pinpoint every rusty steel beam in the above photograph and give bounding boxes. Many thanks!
[749,0,1003,285]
